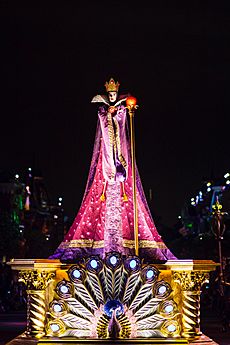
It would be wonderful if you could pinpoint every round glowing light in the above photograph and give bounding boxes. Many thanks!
[28,167,32,171]
[129,259,137,269]
[53,304,62,313]
[15,174,19,179]
[207,187,212,192]
[165,305,173,313]
[167,324,176,332]
[59,197,63,201]
[226,180,230,185]
[73,269,81,278]
[146,269,154,279]
[60,285,69,294]
[158,285,167,294]
[90,259,98,269]
[207,182,212,187]
[110,256,117,265]
[50,323,60,332]
[224,173,230,179]
[126,96,137,107]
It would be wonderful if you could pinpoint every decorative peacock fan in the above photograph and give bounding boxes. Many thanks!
[46,252,181,339]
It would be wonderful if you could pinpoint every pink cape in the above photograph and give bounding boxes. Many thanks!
[50,103,176,261]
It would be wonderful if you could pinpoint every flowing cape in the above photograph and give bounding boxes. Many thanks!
[50,100,176,261]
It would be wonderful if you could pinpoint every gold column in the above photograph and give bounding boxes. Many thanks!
[8,259,62,339]
[19,270,55,338]
[172,270,209,338]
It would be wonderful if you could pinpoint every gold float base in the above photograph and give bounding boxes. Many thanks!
[6,333,219,345]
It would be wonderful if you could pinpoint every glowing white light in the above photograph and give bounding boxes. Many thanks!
[226,180,230,185]
[53,304,62,312]
[90,259,98,268]
[167,324,176,332]
[73,269,81,278]
[28,168,32,171]
[224,173,230,179]
[58,202,61,206]
[165,305,173,313]
[54,215,58,219]
[158,286,167,294]
[50,323,60,332]
[178,215,181,219]
[146,269,154,279]
[60,285,68,294]
[191,198,195,201]
[59,197,62,201]
[110,256,117,265]
[207,182,211,187]
[191,201,196,206]
[207,187,212,192]
[15,174,19,179]
[129,259,137,269]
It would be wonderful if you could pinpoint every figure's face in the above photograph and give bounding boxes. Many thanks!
[108,91,117,103]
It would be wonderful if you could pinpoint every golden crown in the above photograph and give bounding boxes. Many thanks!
[105,78,120,92]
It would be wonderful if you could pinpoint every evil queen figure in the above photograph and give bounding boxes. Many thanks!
[50,78,176,261]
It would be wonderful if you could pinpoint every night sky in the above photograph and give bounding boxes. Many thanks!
[1,2,230,226]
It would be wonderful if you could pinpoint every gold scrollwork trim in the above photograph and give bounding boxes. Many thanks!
[19,270,55,290]
[173,271,209,291]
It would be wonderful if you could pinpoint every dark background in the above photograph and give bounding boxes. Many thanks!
[1,1,230,226]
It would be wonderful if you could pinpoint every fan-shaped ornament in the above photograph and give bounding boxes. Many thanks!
[46,252,180,339]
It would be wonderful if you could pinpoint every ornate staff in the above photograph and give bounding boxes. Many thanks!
[126,96,139,256]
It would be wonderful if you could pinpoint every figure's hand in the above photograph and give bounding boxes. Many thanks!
[108,106,117,114]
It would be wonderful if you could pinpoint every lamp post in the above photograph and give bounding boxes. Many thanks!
[126,96,139,256]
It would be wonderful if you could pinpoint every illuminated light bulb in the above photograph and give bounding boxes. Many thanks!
[129,259,137,269]
[53,304,62,312]
[54,215,58,219]
[28,167,32,171]
[165,305,173,313]
[110,256,117,265]
[90,259,98,269]
[191,198,195,201]
[178,215,182,219]
[146,269,154,279]
[59,197,62,201]
[224,173,230,179]
[58,202,61,206]
[73,269,81,278]
[226,180,230,185]
[50,323,60,332]
[167,324,176,332]
[207,182,212,187]
[15,174,19,179]
[60,285,68,294]
[158,286,167,294]
[207,187,212,192]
